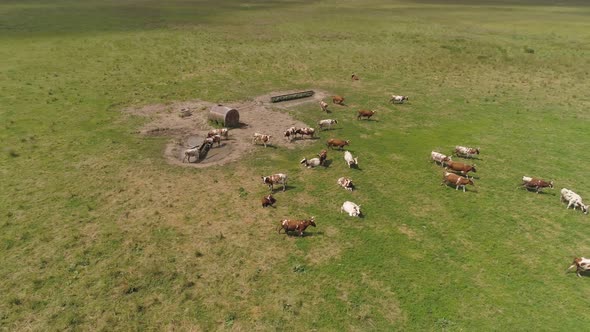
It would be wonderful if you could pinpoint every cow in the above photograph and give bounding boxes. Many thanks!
[300,157,321,168]
[327,138,350,150]
[453,146,480,159]
[318,149,328,166]
[296,127,315,139]
[253,133,272,148]
[284,127,297,142]
[318,119,338,130]
[390,95,409,104]
[341,201,361,217]
[183,147,199,163]
[431,151,452,166]
[278,217,316,236]
[337,177,354,191]
[567,257,590,277]
[207,128,229,139]
[442,172,474,192]
[204,134,222,147]
[261,194,276,208]
[332,95,345,105]
[560,188,589,214]
[357,110,376,120]
[262,173,288,192]
[351,74,359,81]
[344,150,358,168]
[320,101,329,113]
[445,161,476,178]
[522,176,553,193]
[183,141,212,163]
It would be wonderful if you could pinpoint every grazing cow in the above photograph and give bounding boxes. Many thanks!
[327,138,350,150]
[445,161,476,177]
[453,146,480,158]
[320,101,329,113]
[300,157,321,168]
[567,257,590,277]
[253,133,272,147]
[442,172,474,192]
[560,188,589,214]
[261,194,276,208]
[341,201,361,217]
[296,127,315,139]
[390,95,409,104]
[337,177,354,191]
[332,95,345,105]
[357,110,376,120]
[351,74,359,81]
[318,149,328,166]
[318,119,338,130]
[431,151,452,166]
[522,176,553,193]
[344,150,358,168]
[278,217,316,236]
[207,128,229,139]
[262,173,288,192]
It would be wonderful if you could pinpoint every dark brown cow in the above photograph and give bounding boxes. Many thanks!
[318,149,328,166]
[278,217,316,236]
[327,138,350,150]
[261,194,276,208]
[442,172,474,192]
[445,161,477,177]
[332,95,345,105]
[357,110,376,120]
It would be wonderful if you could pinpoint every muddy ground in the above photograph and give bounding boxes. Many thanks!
[124,90,331,168]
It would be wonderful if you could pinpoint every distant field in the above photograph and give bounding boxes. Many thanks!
[2,0,590,330]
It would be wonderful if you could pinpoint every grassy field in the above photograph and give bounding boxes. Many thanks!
[2,0,590,330]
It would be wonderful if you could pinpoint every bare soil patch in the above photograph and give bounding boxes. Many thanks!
[124,90,332,168]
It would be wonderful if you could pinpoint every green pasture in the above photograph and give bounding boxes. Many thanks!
[2,0,590,330]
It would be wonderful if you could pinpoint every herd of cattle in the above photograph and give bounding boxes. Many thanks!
[183,91,589,276]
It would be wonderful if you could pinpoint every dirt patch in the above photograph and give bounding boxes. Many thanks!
[124,90,332,168]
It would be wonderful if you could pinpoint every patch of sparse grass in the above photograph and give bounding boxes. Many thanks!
[2,0,590,330]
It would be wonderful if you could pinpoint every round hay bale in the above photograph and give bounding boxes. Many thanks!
[209,105,240,128]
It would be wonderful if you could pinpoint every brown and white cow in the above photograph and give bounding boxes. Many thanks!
[351,74,359,81]
[278,217,316,236]
[454,146,480,158]
[431,151,452,166]
[337,177,354,191]
[261,194,276,208]
[253,133,272,147]
[567,257,590,277]
[327,138,350,150]
[296,127,315,139]
[284,127,297,142]
[357,110,376,120]
[442,172,474,192]
[522,176,553,193]
[262,173,288,192]
[332,95,345,105]
[207,128,229,139]
[205,134,222,147]
[445,161,477,177]
[319,101,329,113]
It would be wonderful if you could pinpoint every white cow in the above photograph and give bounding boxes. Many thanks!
[561,188,589,214]
[183,147,199,163]
[341,201,361,217]
[344,151,358,168]
[320,101,329,112]
[390,95,409,104]
[337,177,354,191]
[300,157,321,168]
[318,119,338,130]
[431,151,451,165]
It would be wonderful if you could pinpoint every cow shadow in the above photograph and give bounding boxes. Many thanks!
[522,187,556,195]
[256,144,277,149]
[442,183,477,193]
[271,185,296,193]
[322,159,333,168]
